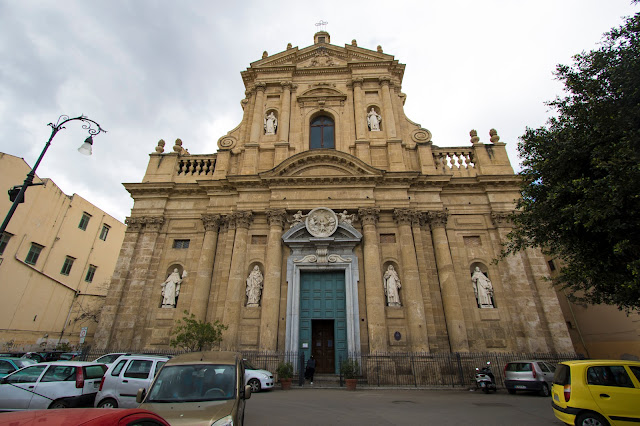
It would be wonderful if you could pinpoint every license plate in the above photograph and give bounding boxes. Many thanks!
[515,385,526,389]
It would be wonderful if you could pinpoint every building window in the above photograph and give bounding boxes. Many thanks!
[78,212,92,231]
[25,243,44,265]
[173,239,190,249]
[85,265,97,283]
[60,256,76,276]
[310,116,334,149]
[99,224,110,241]
[0,232,12,256]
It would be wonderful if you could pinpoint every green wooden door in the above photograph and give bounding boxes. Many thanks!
[299,271,347,374]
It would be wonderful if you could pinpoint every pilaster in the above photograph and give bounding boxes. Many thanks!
[190,214,221,322]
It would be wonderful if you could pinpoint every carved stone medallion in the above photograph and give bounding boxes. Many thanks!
[305,207,338,237]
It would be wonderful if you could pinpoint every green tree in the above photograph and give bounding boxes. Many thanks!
[170,310,228,352]
[504,11,640,312]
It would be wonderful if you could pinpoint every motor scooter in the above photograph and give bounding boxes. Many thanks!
[475,361,496,393]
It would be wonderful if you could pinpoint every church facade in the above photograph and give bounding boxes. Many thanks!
[95,32,573,372]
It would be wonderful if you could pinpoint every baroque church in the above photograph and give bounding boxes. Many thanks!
[95,32,573,373]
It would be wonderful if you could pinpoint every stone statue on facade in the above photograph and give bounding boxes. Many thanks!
[367,108,382,131]
[337,210,355,225]
[472,267,494,308]
[246,265,264,307]
[290,210,307,228]
[264,112,278,135]
[161,268,184,308]
[383,265,402,307]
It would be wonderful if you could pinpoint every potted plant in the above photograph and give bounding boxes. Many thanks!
[276,361,294,390]
[341,358,359,391]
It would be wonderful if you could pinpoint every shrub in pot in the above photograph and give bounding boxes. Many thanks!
[276,361,294,390]
[341,358,359,390]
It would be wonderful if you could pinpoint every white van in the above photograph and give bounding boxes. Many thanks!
[94,354,169,408]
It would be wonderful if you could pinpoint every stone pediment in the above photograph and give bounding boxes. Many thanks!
[260,150,384,181]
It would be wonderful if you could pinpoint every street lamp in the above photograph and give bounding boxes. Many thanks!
[0,115,106,237]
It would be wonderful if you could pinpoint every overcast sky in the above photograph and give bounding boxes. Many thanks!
[1,1,637,223]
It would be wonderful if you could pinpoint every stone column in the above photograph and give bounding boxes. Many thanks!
[428,211,469,352]
[393,209,430,351]
[259,210,286,351]
[190,214,221,322]
[379,77,397,138]
[120,216,165,349]
[358,208,388,353]
[249,83,266,143]
[279,82,292,143]
[352,78,366,140]
[222,211,253,349]
[94,217,145,350]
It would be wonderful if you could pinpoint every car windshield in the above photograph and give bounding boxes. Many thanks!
[146,364,236,403]
[15,359,37,368]
[95,354,123,364]
[244,360,257,370]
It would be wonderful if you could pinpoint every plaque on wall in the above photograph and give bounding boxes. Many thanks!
[305,207,338,237]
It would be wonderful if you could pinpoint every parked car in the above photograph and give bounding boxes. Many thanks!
[243,359,274,392]
[94,355,169,409]
[504,360,556,396]
[138,351,251,425]
[21,352,45,363]
[59,351,83,360]
[0,361,107,410]
[0,408,171,425]
[551,359,640,426]
[0,357,37,378]
[40,352,64,362]
[92,353,128,366]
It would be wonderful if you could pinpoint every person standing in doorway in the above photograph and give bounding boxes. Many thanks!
[305,356,316,385]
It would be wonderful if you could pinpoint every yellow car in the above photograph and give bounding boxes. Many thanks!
[551,359,640,426]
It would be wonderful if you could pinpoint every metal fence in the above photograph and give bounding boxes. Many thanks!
[79,347,577,388]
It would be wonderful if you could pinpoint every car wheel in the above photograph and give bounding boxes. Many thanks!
[248,378,261,393]
[507,388,516,395]
[97,398,118,408]
[539,383,550,397]
[48,400,69,409]
[575,412,610,426]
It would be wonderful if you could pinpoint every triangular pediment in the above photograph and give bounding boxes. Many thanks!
[260,150,384,180]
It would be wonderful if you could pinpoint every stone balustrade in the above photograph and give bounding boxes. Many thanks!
[177,155,216,176]
[432,148,476,177]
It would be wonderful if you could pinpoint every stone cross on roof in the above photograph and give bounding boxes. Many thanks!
[315,20,328,32]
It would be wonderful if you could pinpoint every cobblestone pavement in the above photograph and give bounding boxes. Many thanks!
[244,388,565,425]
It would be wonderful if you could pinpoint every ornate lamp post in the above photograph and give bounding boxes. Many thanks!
[0,115,106,237]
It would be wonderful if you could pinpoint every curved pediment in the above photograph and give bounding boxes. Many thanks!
[261,150,384,180]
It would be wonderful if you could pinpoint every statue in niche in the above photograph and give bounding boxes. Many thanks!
[246,265,264,307]
[161,268,185,308]
[472,267,495,308]
[337,210,355,225]
[383,265,402,307]
[264,112,278,135]
[367,108,382,131]
[290,210,307,228]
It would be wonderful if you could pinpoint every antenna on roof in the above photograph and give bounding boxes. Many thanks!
[315,20,328,32]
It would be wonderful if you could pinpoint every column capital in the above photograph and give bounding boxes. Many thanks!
[358,207,380,226]
[426,210,448,228]
[491,211,515,227]
[231,211,253,229]
[143,216,165,232]
[378,76,391,86]
[351,77,364,87]
[280,81,293,90]
[245,88,254,97]
[201,214,221,231]
[266,209,287,229]
[124,216,145,232]
[393,208,420,226]
[254,82,266,92]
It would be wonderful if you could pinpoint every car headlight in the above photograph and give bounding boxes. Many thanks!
[212,415,233,426]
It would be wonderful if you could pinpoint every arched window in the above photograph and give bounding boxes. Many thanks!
[310,116,334,149]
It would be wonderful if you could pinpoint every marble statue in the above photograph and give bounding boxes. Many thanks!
[337,210,355,225]
[246,265,264,307]
[290,210,307,228]
[264,112,278,135]
[161,268,184,308]
[367,108,382,131]
[472,267,494,308]
[383,265,401,307]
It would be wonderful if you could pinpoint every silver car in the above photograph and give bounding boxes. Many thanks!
[504,360,556,396]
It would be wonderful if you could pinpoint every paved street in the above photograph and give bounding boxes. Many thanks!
[245,388,565,425]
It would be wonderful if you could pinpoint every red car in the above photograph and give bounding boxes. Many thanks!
[0,408,170,426]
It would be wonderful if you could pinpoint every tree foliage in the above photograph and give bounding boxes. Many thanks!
[504,11,640,311]
[170,310,228,352]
